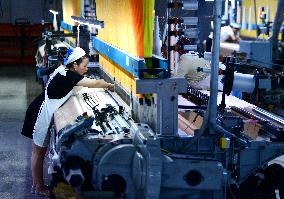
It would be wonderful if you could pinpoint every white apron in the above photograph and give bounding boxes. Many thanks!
[33,66,73,147]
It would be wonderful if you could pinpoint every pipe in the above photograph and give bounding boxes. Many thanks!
[200,0,222,134]
[167,0,171,76]
[269,0,284,60]
[180,0,223,153]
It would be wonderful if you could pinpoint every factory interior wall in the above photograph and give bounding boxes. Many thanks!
[0,0,63,64]
[240,0,278,38]
[62,0,82,26]
[96,0,155,94]
[0,0,61,25]
[62,0,82,44]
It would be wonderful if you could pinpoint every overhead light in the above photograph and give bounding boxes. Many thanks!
[49,9,59,15]
[49,9,59,31]
[71,16,104,47]
[71,16,104,29]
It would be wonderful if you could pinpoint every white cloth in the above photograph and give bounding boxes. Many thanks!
[208,26,234,42]
[38,44,46,58]
[176,53,209,84]
[230,22,241,29]
[33,66,72,147]
[50,65,67,77]
[65,47,86,65]
[191,74,224,91]
[176,53,224,91]
[53,42,67,49]
[220,26,234,42]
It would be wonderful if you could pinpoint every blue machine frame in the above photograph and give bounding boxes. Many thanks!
[92,37,168,78]
[60,21,169,79]
[60,21,74,33]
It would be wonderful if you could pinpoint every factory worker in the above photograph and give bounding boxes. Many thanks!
[220,22,241,43]
[21,47,114,197]
[205,22,241,52]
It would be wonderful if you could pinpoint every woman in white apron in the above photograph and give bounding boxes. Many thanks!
[22,47,114,196]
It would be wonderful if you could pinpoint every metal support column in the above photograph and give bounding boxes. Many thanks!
[136,78,187,136]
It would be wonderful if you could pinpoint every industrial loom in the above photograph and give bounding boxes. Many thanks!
[46,0,284,198]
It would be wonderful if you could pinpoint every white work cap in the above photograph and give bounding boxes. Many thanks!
[230,22,241,29]
[64,47,86,65]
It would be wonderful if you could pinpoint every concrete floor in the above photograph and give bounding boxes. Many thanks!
[0,65,42,199]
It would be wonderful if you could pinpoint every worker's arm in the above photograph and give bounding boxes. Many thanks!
[230,34,239,43]
[77,77,114,91]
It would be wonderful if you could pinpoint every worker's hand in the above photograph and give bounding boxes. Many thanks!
[106,83,115,92]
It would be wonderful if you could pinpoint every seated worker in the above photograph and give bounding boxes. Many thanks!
[205,22,241,52]
[21,47,114,197]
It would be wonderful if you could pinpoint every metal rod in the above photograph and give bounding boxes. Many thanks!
[180,0,223,152]
[200,0,222,134]
[77,24,80,47]
[167,0,171,77]
[269,0,284,60]
[252,107,284,125]
[183,17,198,25]
[183,1,198,10]
[183,45,197,51]
[253,0,258,38]
[184,28,199,38]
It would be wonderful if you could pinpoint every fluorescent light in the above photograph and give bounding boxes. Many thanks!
[49,9,59,31]
[49,9,59,15]
[71,16,104,29]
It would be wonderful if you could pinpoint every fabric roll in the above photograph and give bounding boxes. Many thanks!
[232,72,255,93]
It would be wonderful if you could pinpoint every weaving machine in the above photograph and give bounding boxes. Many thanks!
[47,0,284,198]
